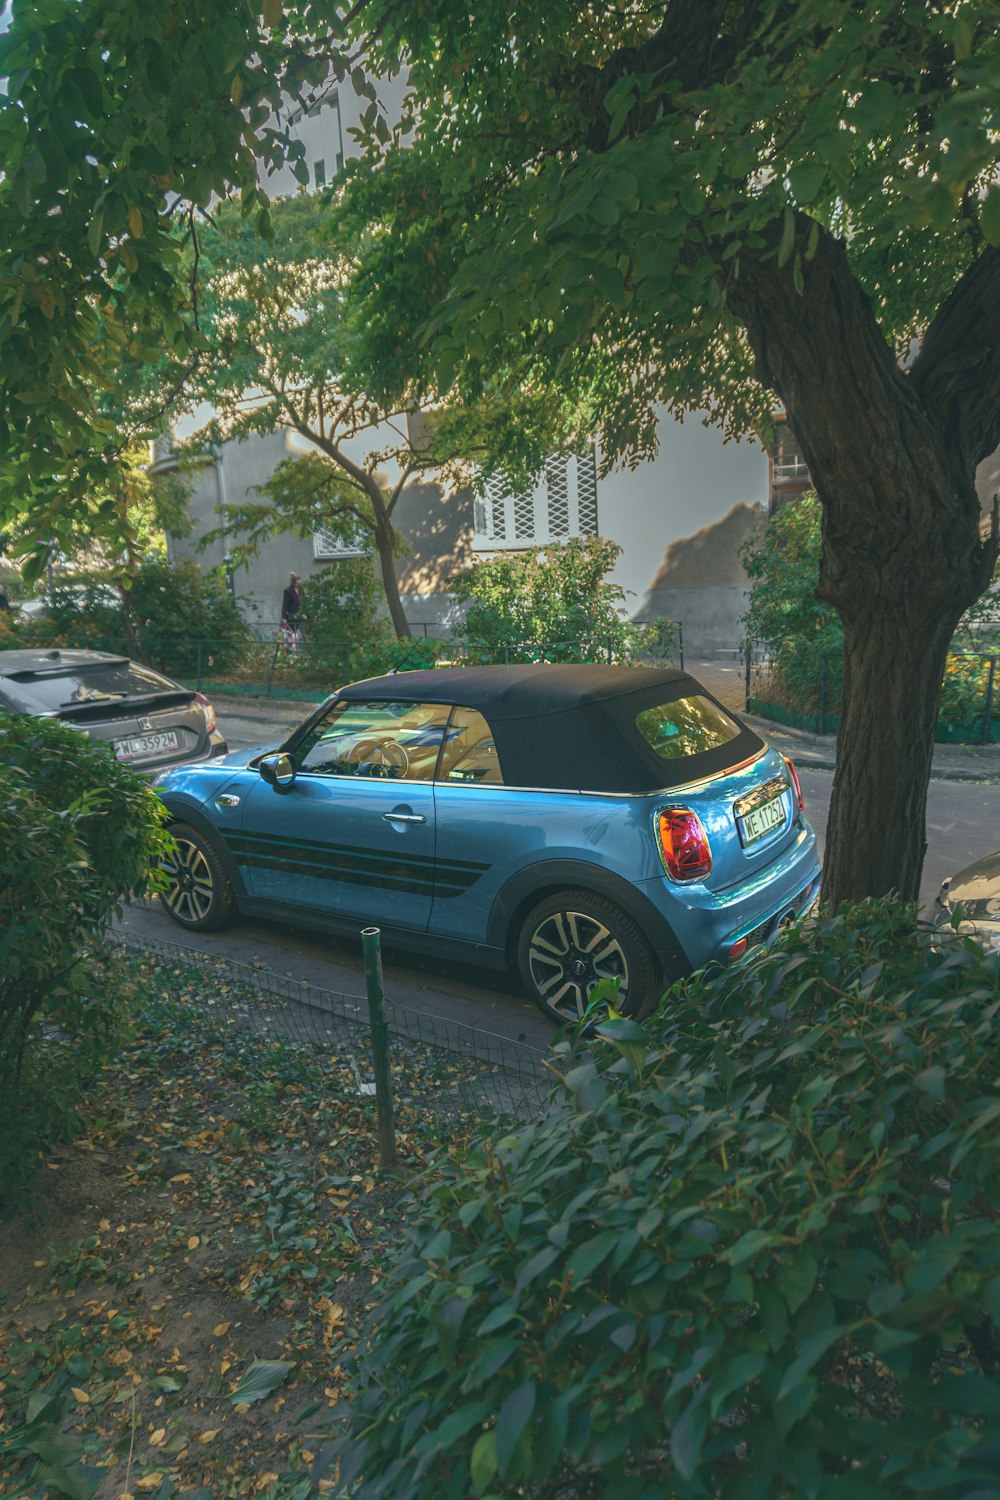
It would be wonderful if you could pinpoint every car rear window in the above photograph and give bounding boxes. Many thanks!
[8,661,178,711]
[635,696,741,761]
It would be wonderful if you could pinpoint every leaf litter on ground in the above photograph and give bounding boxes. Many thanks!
[0,953,493,1499]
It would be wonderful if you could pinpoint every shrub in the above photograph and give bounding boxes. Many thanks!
[450,536,677,665]
[126,556,256,675]
[0,718,170,1205]
[334,902,1000,1499]
[38,557,254,676]
[939,652,997,730]
[740,492,844,710]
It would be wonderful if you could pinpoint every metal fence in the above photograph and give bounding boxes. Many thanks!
[16,621,684,701]
[745,643,999,745]
[112,931,552,1127]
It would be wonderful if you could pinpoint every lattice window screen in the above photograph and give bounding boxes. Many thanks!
[313,525,365,559]
[473,448,599,548]
[576,447,598,535]
[485,472,507,541]
[545,455,571,537]
[512,489,535,542]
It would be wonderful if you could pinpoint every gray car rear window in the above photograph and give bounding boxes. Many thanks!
[635,696,741,761]
[8,661,176,711]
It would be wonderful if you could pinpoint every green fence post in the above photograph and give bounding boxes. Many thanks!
[677,620,684,671]
[983,656,997,746]
[361,927,399,1172]
[744,637,752,708]
[265,637,279,699]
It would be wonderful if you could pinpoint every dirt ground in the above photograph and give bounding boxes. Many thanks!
[0,996,437,1500]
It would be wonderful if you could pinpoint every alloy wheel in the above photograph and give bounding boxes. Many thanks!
[162,837,216,925]
[526,909,630,1021]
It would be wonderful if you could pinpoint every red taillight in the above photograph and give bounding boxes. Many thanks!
[195,691,216,735]
[658,808,712,883]
[783,756,804,812]
[728,937,748,963]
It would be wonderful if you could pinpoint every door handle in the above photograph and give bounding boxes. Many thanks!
[383,811,426,825]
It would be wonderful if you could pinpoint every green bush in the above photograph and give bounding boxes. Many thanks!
[335,903,1000,1498]
[39,556,254,676]
[0,718,170,1206]
[740,492,844,710]
[451,536,677,665]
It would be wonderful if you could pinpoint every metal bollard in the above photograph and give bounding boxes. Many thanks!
[983,656,997,747]
[361,927,399,1172]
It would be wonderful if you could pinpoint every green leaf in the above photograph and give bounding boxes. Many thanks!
[229,1358,293,1406]
[470,1429,497,1495]
[495,1382,535,1476]
[789,162,826,205]
[981,189,1000,248]
[670,1400,707,1479]
[567,1230,619,1282]
[776,1250,817,1313]
[777,205,796,267]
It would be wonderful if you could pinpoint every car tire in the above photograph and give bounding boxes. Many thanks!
[517,889,660,1025]
[159,822,236,932]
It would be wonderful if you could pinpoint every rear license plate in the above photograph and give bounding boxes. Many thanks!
[114,731,180,762]
[738,793,786,846]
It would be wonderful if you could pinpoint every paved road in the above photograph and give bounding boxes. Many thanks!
[126,699,998,1047]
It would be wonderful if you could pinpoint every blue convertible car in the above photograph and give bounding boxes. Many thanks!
[154,664,820,1023]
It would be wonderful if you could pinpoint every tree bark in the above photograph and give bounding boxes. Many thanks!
[373,520,412,639]
[727,225,999,906]
[294,421,413,641]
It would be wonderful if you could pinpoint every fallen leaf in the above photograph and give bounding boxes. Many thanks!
[71,1387,90,1404]
[197,1430,221,1444]
[149,1427,166,1446]
[135,1474,164,1490]
[169,1174,192,1185]
[187,1235,200,1250]
[212,1321,231,1337]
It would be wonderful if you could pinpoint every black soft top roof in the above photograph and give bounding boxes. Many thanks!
[336,664,764,792]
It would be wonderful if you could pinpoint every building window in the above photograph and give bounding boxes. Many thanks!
[768,418,811,515]
[313,524,367,560]
[473,448,600,550]
[314,158,326,188]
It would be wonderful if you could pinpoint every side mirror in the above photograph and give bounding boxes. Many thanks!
[259,752,296,790]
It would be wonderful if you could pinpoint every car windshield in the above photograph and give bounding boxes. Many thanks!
[635,696,741,761]
[9,661,178,711]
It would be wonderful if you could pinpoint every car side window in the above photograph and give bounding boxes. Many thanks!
[297,699,452,781]
[437,707,504,785]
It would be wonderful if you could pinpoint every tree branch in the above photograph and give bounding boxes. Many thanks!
[909,246,1000,471]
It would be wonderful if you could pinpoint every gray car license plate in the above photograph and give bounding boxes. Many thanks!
[114,730,180,761]
[738,793,786,846]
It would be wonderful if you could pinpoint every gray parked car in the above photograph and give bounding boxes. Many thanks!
[0,648,227,772]
[932,850,1000,954]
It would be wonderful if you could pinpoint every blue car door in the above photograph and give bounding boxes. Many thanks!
[230,698,452,933]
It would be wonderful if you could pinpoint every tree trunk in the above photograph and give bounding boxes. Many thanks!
[824,603,957,903]
[727,225,999,908]
[374,523,412,639]
[114,489,149,662]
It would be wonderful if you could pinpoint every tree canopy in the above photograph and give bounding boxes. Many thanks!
[2,0,999,902]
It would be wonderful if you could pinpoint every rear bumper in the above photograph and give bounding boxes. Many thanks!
[637,821,822,973]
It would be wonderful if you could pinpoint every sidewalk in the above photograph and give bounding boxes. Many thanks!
[741,714,1000,784]
[684,657,1000,785]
